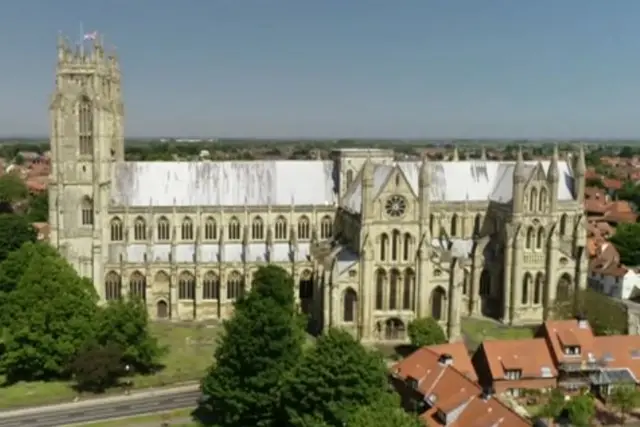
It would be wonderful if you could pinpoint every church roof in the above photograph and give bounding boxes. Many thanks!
[110,160,337,207]
[343,159,575,213]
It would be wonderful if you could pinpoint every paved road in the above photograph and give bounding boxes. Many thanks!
[0,389,201,427]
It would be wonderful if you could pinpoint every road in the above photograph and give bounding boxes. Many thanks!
[0,389,201,427]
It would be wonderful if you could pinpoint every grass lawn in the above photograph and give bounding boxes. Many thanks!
[0,322,220,410]
[461,317,535,351]
[69,408,195,426]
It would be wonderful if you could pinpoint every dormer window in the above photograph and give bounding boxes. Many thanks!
[504,369,522,380]
[564,345,581,356]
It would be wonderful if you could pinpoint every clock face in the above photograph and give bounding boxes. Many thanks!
[385,195,407,218]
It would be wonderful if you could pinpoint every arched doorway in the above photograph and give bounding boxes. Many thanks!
[343,288,357,322]
[384,318,405,340]
[479,269,493,317]
[431,287,446,320]
[299,270,313,314]
[156,300,169,319]
[557,273,572,301]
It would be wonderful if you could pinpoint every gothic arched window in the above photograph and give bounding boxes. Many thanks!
[157,216,171,241]
[181,217,194,240]
[228,217,241,240]
[539,187,548,211]
[380,233,388,261]
[134,217,147,241]
[204,217,217,240]
[252,216,264,240]
[275,216,287,240]
[297,216,310,240]
[105,271,122,300]
[110,217,123,241]
[129,271,146,301]
[178,271,196,300]
[529,188,538,212]
[202,271,220,300]
[450,214,458,237]
[78,96,93,156]
[320,216,333,239]
[227,271,244,300]
[81,196,94,226]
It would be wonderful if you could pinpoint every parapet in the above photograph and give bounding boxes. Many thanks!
[56,32,119,75]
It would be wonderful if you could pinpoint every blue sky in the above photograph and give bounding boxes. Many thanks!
[2,0,640,138]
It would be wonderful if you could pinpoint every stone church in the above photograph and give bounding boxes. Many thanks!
[48,37,588,343]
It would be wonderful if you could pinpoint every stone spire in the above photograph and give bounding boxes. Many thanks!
[361,157,374,220]
[574,143,586,204]
[452,146,459,161]
[547,144,559,182]
[512,146,526,215]
[480,146,487,161]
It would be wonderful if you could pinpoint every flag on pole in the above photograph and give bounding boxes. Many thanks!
[83,31,98,41]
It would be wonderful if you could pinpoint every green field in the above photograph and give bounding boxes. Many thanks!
[0,323,220,409]
[461,317,535,350]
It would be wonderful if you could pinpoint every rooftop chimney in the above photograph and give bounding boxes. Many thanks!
[481,386,495,401]
[576,314,589,329]
[438,353,453,366]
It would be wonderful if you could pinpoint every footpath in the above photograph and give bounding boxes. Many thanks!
[0,382,200,419]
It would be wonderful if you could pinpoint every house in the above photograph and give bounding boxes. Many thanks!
[589,261,640,300]
[472,338,557,396]
[390,343,531,426]
[538,318,640,398]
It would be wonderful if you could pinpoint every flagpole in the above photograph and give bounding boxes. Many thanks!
[79,22,84,56]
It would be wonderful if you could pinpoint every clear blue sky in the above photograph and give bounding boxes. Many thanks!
[2,0,640,139]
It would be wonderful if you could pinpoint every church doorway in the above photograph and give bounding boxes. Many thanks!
[299,270,313,315]
[557,273,572,301]
[431,286,446,320]
[156,300,169,319]
[384,318,405,340]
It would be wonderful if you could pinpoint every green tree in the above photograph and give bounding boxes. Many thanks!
[197,265,304,427]
[0,173,27,204]
[94,298,165,374]
[585,177,605,189]
[609,223,640,267]
[0,213,37,263]
[407,317,447,348]
[281,328,389,427]
[0,242,59,328]
[565,394,595,427]
[27,191,48,222]
[347,393,422,427]
[13,154,24,165]
[537,388,565,419]
[551,288,627,336]
[610,384,640,423]
[617,182,640,207]
[71,342,125,393]
[0,250,98,382]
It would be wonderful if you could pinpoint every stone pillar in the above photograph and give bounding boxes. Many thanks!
[416,248,431,318]
[361,248,374,340]
[502,245,513,323]
[545,231,559,320]
[469,263,482,316]
[170,268,179,319]
[447,260,462,342]
[510,239,523,324]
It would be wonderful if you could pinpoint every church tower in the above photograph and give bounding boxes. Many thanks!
[48,33,124,298]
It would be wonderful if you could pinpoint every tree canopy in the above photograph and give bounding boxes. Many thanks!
[281,328,389,427]
[347,393,422,427]
[0,213,37,264]
[407,317,447,348]
[0,173,28,204]
[0,248,98,382]
[93,298,165,374]
[197,265,305,427]
[609,222,640,266]
[552,288,627,336]
[565,394,595,427]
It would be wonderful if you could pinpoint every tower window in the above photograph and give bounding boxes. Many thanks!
[81,196,94,226]
[78,96,93,156]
